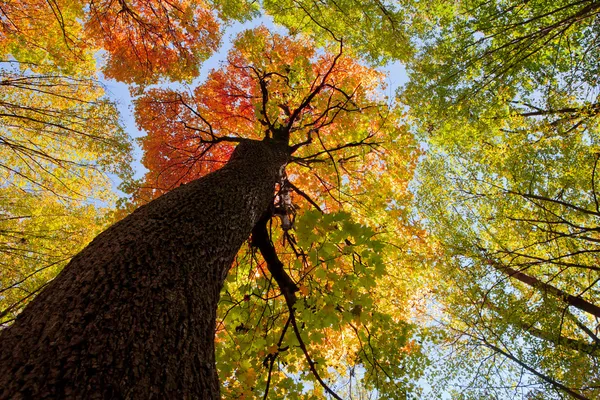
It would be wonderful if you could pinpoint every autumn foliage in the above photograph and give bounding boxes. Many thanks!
[1,0,226,84]
[2,0,600,398]
[130,26,429,398]
[86,0,221,84]
[135,27,413,200]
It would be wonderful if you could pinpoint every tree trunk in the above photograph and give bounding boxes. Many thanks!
[497,264,600,319]
[0,139,288,400]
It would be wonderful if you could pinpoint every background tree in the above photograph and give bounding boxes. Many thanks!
[0,45,132,325]
[400,0,600,397]
[261,0,415,64]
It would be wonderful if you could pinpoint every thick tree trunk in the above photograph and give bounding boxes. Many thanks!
[0,139,288,399]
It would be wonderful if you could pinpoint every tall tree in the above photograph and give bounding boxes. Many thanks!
[131,27,429,398]
[0,28,428,398]
[0,138,287,399]
[0,1,427,397]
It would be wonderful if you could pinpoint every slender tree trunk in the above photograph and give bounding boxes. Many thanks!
[0,139,288,400]
[485,302,600,356]
[498,265,600,318]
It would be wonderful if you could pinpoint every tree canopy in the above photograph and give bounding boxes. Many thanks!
[1,0,598,398]
[131,26,428,398]
[400,0,600,397]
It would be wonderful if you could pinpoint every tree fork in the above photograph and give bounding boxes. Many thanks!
[0,139,289,400]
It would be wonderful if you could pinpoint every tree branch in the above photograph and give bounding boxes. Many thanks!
[251,213,342,400]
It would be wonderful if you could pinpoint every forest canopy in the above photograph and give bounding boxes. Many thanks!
[0,0,598,398]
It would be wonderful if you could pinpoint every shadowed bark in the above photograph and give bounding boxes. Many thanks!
[0,139,289,400]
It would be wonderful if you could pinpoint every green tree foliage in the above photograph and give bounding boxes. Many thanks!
[401,0,600,397]
[262,0,414,63]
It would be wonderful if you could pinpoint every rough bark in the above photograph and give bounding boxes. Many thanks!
[0,139,288,400]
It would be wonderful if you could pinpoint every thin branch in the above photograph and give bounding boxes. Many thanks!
[263,317,291,400]
[482,340,590,400]
[287,180,323,213]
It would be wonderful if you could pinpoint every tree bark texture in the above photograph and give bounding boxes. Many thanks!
[0,139,288,400]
